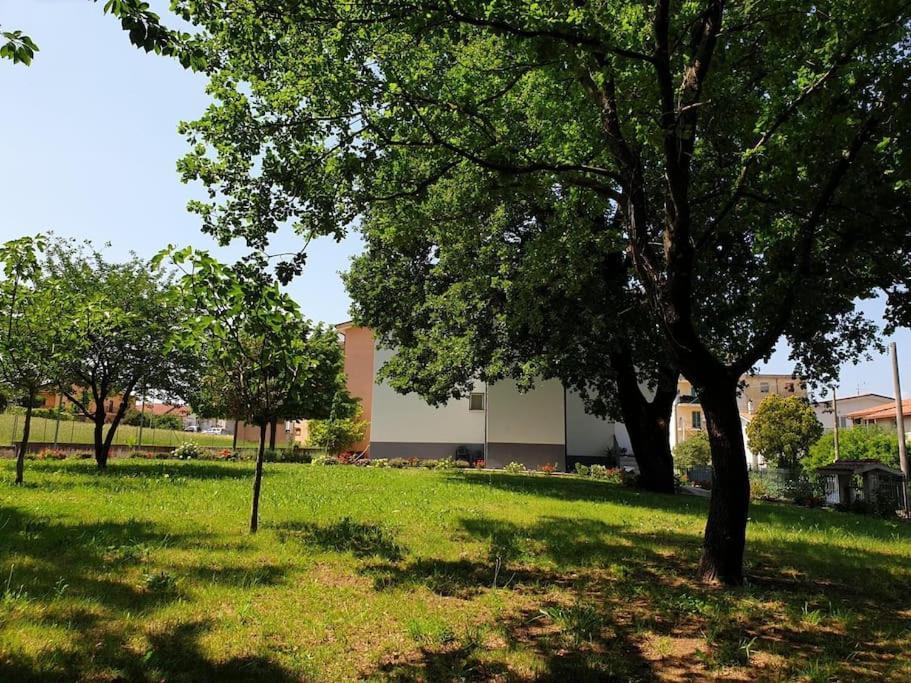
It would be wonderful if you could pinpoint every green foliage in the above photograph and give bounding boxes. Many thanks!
[574,463,591,477]
[504,461,526,474]
[746,396,823,469]
[306,404,367,456]
[806,426,902,471]
[0,29,38,65]
[673,431,712,471]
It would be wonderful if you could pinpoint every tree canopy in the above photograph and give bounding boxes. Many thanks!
[746,395,823,470]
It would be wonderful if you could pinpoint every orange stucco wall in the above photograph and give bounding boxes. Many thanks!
[340,325,375,451]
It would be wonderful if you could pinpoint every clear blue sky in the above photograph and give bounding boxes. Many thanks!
[2,0,910,399]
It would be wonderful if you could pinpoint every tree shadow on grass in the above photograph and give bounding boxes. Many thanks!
[273,517,405,562]
[57,459,254,481]
[0,617,303,682]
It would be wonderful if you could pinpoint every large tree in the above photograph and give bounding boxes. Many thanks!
[46,240,197,469]
[746,396,823,470]
[345,174,679,490]
[162,248,346,532]
[142,1,910,584]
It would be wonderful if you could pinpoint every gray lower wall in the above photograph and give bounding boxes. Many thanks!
[486,443,566,471]
[370,442,484,460]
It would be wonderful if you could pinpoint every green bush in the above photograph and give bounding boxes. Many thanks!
[590,464,607,478]
[453,459,471,469]
[504,461,526,474]
[806,426,903,471]
[307,409,368,456]
[388,458,410,468]
[673,431,711,471]
[32,408,73,421]
[574,463,591,476]
[746,395,822,469]
[371,458,389,468]
[312,453,339,466]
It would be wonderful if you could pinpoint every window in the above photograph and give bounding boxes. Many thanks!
[469,392,485,411]
[785,382,795,393]
[838,416,848,429]
[692,411,702,429]
[759,382,770,394]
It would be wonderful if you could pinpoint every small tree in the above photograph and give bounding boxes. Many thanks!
[805,426,903,471]
[0,236,78,484]
[46,240,197,469]
[163,248,345,532]
[746,396,823,470]
[673,431,711,472]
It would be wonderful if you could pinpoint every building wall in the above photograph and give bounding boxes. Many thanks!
[340,325,376,451]
[565,389,616,458]
[486,379,565,470]
[813,395,891,431]
[369,346,485,459]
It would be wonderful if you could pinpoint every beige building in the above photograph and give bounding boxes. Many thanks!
[812,393,892,431]
[671,373,807,469]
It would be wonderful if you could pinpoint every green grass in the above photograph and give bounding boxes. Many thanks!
[2,460,910,681]
[0,412,260,449]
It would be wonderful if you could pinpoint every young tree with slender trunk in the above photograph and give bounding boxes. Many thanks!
[161,248,346,532]
[0,236,78,484]
[131,1,911,584]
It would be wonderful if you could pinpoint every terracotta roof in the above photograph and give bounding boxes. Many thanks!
[846,399,911,421]
[811,392,893,407]
[141,403,190,417]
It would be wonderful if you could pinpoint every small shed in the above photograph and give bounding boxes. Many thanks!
[816,459,906,509]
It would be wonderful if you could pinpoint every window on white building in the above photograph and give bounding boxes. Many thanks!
[469,392,485,411]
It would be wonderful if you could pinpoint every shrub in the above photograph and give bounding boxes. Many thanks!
[420,458,438,468]
[129,450,156,460]
[538,462,557,475]
[673,431,711,471]
[806,425,903,471]
[574,463,591,476]
[590,464,608,479]
[172,442,204,460]
[474,459,486,469]
[75,452,93,460]
[37,448,67,461]
[32,408,73,421]
[307,408,368,456]
[504,461,526,474]
[620,469,639,487]
[435,457,456,470]
[152,414,185,431]
[216,448,235,460]
[786,473,826,507]
[372,458,389,468]
[312,453,338,466]
[388,458,409,468]
[453,459,471,469]
[749,476,771,501]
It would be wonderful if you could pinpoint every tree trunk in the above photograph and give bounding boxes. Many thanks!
[93,409,108,470]
[268,417,278,451]
[15,394,34,485]
[612,351,677,494]
[232,419,239,450]
[249,423,267,533]
[697,378,750,586]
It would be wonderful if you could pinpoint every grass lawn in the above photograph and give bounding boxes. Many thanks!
[2,461,910,682]
[0,412,260,449]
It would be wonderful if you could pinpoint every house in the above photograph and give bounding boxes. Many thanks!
[846,399,911,436]
[37,388,136,421]
[811,393,893,431]
[337,323,630,471]
[670,374,807,469]
[816,459,906,509]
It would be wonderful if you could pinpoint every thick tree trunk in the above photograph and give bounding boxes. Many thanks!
[697,378,750,586]
[268,417,278,451]
[249,423,267,533]
[15,396,34,485]
[612,352,677,494]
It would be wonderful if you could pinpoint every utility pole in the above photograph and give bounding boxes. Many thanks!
[831,386,840,462]
[890,342,909,513]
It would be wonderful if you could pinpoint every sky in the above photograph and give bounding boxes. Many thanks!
[2,0,910,400]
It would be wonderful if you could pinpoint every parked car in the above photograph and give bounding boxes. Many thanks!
[184,425,199,432]
[202,427,223,435]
